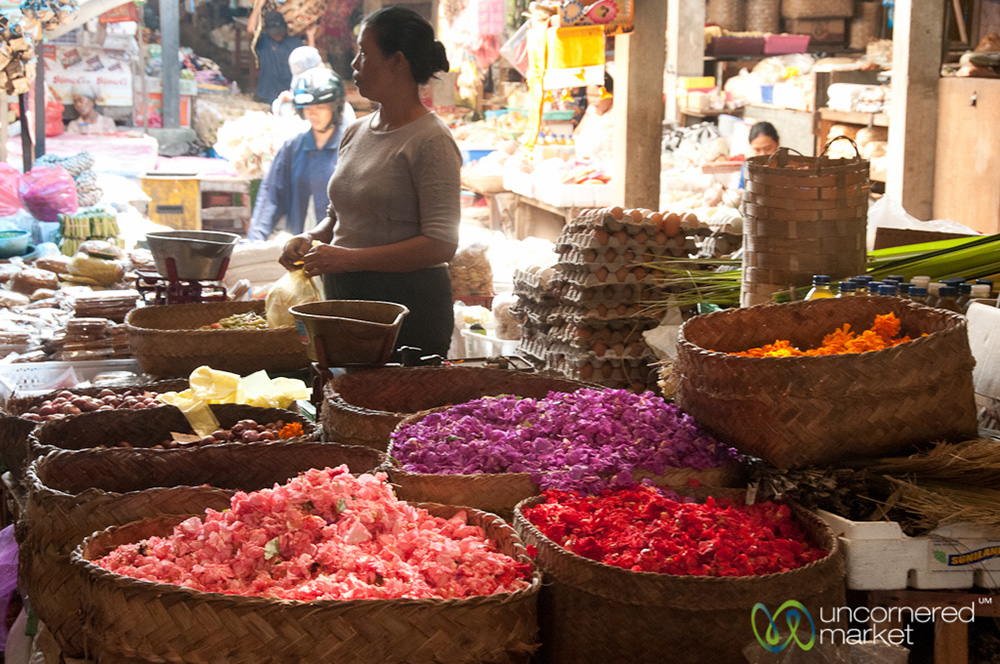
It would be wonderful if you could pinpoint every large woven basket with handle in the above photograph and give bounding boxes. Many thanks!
[321,366,592,450]
[674,296,978,468]
[73,504,539,664]
[741,142,869,307]
[125,301,309,377]
[21,442,382,659]
[514,494,845,664]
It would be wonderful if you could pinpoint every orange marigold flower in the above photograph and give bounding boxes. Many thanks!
[725,313,910,357]
[279,422,305,439]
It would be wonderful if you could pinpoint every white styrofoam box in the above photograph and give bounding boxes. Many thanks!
[0,359,144,399]
[461,330,519,358]
[819,510,1000,591]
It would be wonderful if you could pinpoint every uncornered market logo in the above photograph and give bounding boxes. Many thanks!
[752,601,816,652]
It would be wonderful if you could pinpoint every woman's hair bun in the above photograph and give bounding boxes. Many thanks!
[432,41,450,74]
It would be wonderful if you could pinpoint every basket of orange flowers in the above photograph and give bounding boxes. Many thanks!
[673,296,978,468]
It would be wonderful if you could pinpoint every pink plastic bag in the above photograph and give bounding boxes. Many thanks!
[0,164,21,217]
[0,525,18,651]
[17,165,78,222]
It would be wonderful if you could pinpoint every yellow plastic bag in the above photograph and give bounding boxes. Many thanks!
[265,269,321,328]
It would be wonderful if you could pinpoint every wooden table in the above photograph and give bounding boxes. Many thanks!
[511,194,585,241]
[852,589,1000,663]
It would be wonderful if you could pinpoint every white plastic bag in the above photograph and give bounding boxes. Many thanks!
[265,269,322,328]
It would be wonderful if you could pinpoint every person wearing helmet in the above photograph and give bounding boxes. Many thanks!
[270,46,357,123]
[247,1,316,104]
[279,7,460,359]
[247,68,347,242]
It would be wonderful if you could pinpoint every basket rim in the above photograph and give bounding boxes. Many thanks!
[26,440,375,501]
[678,297,967,363]
[513,494,839,584]
[124,301,296,333]
[72,504,542,608]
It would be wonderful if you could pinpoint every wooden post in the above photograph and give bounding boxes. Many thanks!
[611,0,667,210]
[665,0,704,124]
[34,53,44,157]
[18,94,32,172]
[160,0,182,128]
[886,0,943,220]
[0,91,7,164]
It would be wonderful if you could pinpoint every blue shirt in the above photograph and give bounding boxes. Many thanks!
[247,127,342,242]
[254,33,304,104]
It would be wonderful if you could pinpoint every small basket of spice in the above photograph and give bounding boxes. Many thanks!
[674,296,978,468]
[125,301,309,377]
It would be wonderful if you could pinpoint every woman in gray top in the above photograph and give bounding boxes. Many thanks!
[280,6,461,359]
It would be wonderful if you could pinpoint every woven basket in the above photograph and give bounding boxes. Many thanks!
[781,0,853,18]
[27,403,319,460]
[73,504,540,664]
[514,495,844,664]
[746,0,780,32]
[125,301,309,377]
[849,1,881,50]
[321,366,591,450]
[674,296,978,468]
[741,143,869,307]
[0,380,189,420]
[385,407,744,518]
[21,442,382,658]
[708,0,745,30]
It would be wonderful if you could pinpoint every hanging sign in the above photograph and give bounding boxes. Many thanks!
[43,45,134,106]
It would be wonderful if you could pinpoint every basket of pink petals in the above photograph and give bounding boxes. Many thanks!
[72,466,541,664]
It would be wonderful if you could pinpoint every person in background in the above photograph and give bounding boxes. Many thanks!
[247,3,316,105]
[248,68,347,242]
[279,6,460,359]
[573,73,614,163]
[64,86,116,134]
[748,121,780,156]
[271,45,357,124]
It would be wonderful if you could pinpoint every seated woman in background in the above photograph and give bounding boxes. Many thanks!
[748,121,780,157]
[64,86,117,135]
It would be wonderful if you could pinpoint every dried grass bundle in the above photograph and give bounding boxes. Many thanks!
[883,477,1000,534]
[868,438,1000,485]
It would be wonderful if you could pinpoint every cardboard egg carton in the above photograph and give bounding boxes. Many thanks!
[510,299,558,328]
[551,319,658,347]
[517,336,552,366]
[555,245,675,267]
[553,264,660,289]
[545,337,656,363]
[550,303,660,324]
[555,230,697,257]
[554,282,661,306]
[549,352,656,390]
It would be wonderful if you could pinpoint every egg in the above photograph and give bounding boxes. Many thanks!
[595,229,610,245]
[616,267,630,282]
[654,231,668,245]
[609,206,625,220]
[649,212,663,229]
[633,267,647,280]
[601,362,614,378]
[628,209,644,222]
[575,326,593,340]
[580,364,595,379]
[614,230,629,244]
[633,230,648,244]
[605,248,617,262]
[593,342,608,357]
[596,267,609,282]
[664,213,682,237]
[596,304,609,317]
[682,212,699,229]
[616,303,629,315]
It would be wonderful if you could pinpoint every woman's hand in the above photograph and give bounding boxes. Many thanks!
[279,234,313,270]
[305,23,320,46]
[302,243,355,278]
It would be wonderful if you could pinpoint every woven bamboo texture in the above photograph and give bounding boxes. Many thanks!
[741,146,870,306]
[513,496,845,664]
[674,296,978,468]
[125,301,309,377]
[27,403,319,461]
[321,366,591,450]
[73,504,540,664]
[708,0,745,30]
[781,0,854,18]
[21,442,383,658]
[746,0,780,32]
[0,416,36,491]
[849,1,881,50]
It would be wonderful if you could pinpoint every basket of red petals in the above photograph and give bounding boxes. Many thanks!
[72,466,541,664]
[514,487,844,664]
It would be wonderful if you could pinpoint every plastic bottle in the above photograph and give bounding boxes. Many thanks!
[936,285,959,312]
[877,283,897,297]
[805,275,834,300]
[976,279,994,297]
[854,275,874,295]
[967,284,993,312]
[867,281,883,296]
[896,282,912,298]
[885,275,905,284]
[909,286,928,305]
[836,281,856,297]
[927,283,943,308]
[910,276,931,290]
[956,283,974,311]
